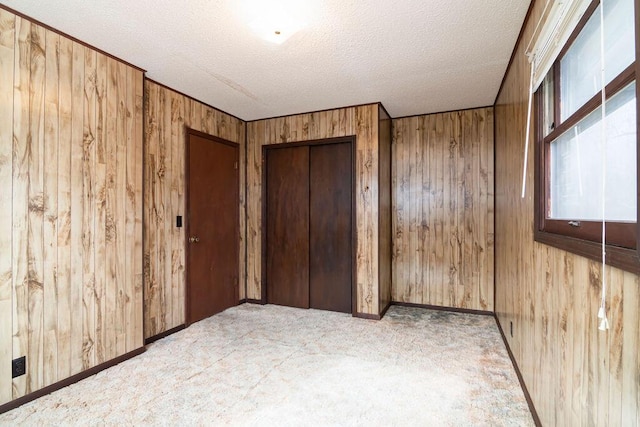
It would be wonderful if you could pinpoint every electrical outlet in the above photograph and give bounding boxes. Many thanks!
[510,321,513,337]
[12,356,26,378]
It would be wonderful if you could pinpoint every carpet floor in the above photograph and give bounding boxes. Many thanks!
[0,304,534,426]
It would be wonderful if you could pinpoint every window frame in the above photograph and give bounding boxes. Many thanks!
[533,0,640,274]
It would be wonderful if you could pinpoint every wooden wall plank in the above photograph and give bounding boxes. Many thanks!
[607,267,624,427]
[56,35,73,381]
[0,9,15,406]
[414,116,425,304]
[462,110,474,307]
[81,47,96,371]
[620,272,639,423]
[43,28,59,387]
[390,118,404,302]
[154,85,167,334]
[246,120,263,301]
[27,22,46,393]
[391,108,494,311]
[494,0,640,423]
[483,108,495,310]
[448,113,457,303]
[408,117,419,304]
[422,115,433,306]
[142,80,246,339]
[69,40,84,377]
[559,252,574,426]
[132,70,144,349]
[106,53,119,362]
[190,98,201,131]
[571,254,588,423]
[238,119,247,301]
[169,91,182,328]
[115,61,128,356]
[434,113,445,307]
[11,15,30,400]
[157,85,170,334]
[416,115,424,304]
[123,66,135,353]
[143,80,158,338]
[94,52,107,365]
[423,115,432,304]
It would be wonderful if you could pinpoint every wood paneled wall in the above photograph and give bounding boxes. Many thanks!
[143,80,245,339]
[391,108,494,311]
[0,8,144,406]
[495,0,640,424]
[378,107,392,313]
[246,105,387,316]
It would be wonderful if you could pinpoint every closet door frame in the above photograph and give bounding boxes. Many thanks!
[261,136,357,315]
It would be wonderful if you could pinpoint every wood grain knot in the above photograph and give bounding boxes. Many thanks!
[126,184,135,203]
[27,278,44,290]
[105,214,116,242]
[28,194,45,213]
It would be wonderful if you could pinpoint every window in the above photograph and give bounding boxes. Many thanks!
[534,0,639,272]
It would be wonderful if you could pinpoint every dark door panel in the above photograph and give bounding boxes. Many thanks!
[187,132,239,324]
[309,143,352,313]
[265,146,310,308]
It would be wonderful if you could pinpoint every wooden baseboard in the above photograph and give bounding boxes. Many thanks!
[145,325,186,345]
[391,301,494,317]
[0,347,145,415]
[245,298,266,305]
[379,301,392,319]
[494,317,542,427]
[354,312,381,320]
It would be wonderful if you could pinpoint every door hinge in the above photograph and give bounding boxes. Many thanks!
[234,161,238,170]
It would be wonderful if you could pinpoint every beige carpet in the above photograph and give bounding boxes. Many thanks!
[0,304,533,426]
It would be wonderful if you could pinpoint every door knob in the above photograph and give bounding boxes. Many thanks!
[189,236,200,243]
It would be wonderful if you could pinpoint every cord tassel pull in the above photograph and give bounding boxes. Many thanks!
[599,316,609,331]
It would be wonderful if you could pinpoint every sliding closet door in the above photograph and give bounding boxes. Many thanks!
[309,143,352,313]
[265,146,310,308]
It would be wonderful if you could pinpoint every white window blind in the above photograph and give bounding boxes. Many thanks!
[521,0,593,198]
[527,0,593,91]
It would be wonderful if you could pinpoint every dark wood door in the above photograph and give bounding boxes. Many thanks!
[309,143,352,313]
[265,146,310,308]
[187,132,239,324]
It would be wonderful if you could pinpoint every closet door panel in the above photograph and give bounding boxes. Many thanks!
[265,146,310,308]
[309,143,352,313]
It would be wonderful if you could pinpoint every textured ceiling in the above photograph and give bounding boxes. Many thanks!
[2,0,531,121]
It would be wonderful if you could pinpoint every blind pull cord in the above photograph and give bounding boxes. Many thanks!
[598,0,609,332]
[522,63,535,199]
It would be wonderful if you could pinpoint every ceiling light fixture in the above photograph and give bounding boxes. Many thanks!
[240,0,311,44]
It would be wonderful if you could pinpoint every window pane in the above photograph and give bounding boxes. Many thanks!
[542,71,555,137]
[550,82,636,221]
[560,0,635,121]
